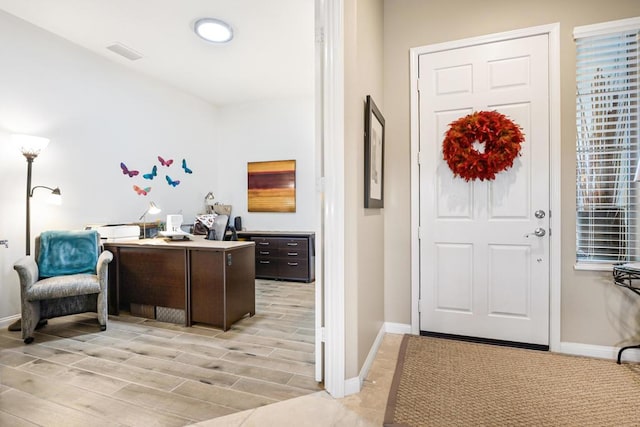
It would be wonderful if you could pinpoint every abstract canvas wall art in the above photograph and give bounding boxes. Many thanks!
[247,160,296,212]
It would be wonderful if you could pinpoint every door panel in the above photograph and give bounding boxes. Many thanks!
[419,34,550,346]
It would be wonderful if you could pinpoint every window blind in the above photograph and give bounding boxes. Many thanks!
[575,21,639,264]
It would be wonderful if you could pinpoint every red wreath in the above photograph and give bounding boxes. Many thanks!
[442,111,524,181]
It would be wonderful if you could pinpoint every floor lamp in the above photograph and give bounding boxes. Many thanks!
[10,134,61,331]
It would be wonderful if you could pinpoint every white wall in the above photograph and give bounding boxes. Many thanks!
[215,97,316,231]
[0,11,220,320]
[0,11,316,322]
[343,0,385,379]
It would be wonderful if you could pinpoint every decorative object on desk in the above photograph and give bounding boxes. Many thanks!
[182,158,193,174]
[138,201,161,238]
[204,191,215,213]
[143,165,157,180]
[213,203,232,216]
[247,159,296,212]
[133,185,151,196]
[160,214,192,240]
[442,110,524,182]
[158,155,174,167]
[120,162,139,177]
[365,95,385,208]
[165,175,180,187]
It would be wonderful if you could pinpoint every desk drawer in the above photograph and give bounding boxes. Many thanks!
[277,259,310,281]
[252,237,276,248]
[256,257,279,277]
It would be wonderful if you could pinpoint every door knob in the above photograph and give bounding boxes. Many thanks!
[524,228,546,238]
[534,210,546,219]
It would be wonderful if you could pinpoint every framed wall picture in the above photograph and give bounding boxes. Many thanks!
[247,159,296,212]
[364,95,385,208]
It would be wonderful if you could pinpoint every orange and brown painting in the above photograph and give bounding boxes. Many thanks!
[247,160,296,212]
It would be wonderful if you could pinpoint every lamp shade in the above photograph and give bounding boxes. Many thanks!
[49,187,62,205]
[147,202,161,215]
[12,134,49,158]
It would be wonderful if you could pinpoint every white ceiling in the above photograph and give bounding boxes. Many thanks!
[0,0,315,107]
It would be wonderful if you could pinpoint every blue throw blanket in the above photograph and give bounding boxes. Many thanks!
[37,230,99,278]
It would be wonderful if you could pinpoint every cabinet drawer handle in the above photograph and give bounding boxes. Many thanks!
[287,242,299,246]
[287,252,298,256]
[259,251,270,255]
[287,262,299,266]
[259,260,271,264]
[258,242,270,246]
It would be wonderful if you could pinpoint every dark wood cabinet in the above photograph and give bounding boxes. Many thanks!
[238,231,315,283]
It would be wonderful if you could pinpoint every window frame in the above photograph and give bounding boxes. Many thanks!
[574,17,640,270]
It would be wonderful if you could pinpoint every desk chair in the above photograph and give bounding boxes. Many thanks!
[13,230,112,344]
[208,214,229,240]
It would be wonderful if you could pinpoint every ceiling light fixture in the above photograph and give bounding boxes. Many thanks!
[194,18,234,43]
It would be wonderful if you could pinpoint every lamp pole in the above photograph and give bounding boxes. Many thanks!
[24,155,35,256]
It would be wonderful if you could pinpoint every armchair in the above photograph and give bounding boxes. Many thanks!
[13,230,113,344]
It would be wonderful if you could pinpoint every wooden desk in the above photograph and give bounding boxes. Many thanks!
[105,237,255,331]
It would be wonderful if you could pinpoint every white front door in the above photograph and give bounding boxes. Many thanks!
[418,33,550,346]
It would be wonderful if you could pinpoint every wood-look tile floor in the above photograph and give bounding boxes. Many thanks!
[0,279,320,426]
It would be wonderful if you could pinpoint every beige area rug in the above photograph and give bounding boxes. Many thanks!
[384,335,640,426]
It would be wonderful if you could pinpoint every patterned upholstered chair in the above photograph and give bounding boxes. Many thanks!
[13,230,113,344]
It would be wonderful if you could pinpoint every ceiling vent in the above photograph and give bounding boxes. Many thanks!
[106,43,143,61]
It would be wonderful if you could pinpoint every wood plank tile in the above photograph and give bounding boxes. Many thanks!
[174,352,293,385]
[0,366,190,426]
[113,383,237,421]
[222,351,314,377]
[0,409,40,427]
[0,350,37,368]
[71,357,185,391]
[213,331,314,354]
[173,379,277,411]
[132,334,228,359]
[124,354,239,388]
[41,337,135,363]
[0,388,116,427]
[7,343,87,365]
[231,378,311,401]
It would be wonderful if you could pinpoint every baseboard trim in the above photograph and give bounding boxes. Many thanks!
[0,314,20,329]
[384,322,411,335]
[559,341,640,363]
[344,323,388,396]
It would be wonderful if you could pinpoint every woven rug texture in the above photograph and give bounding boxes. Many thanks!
[384,335,640,426]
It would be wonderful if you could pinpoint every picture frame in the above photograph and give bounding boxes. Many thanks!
[247,159,296,212]
[364,95,385,208]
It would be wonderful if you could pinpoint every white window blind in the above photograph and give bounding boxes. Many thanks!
[575,18,640,265]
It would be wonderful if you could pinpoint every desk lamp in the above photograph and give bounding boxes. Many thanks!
[139,201,161,238]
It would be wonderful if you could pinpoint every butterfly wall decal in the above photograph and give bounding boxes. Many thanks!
[143,165,157,180]
[133,185,151,196]
[158,156,174,167]
[120,162,139,177]
[182,159,193,174]
[165,175,180,187]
